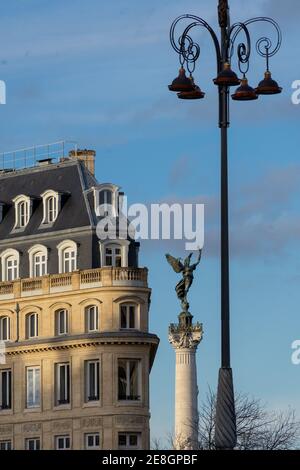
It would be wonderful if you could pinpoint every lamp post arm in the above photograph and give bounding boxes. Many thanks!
[228,17,282,70]
[170,15,222,74]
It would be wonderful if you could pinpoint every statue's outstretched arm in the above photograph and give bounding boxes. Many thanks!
[191,249,202,269]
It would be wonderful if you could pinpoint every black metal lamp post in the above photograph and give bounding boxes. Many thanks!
[168,0,282,450]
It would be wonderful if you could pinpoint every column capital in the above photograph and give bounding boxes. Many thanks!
[169,322,203,350]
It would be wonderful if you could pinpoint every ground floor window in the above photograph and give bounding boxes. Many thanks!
[118,433,141,449]
[85,433,100,449]
[55,435,70,450]
[25,438,40,450]
[0,440,12,450]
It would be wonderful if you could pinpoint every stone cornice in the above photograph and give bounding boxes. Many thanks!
[3,332,160,358]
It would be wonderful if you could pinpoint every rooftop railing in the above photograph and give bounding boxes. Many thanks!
[0,141,78,172]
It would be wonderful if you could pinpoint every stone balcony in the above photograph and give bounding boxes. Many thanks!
[0,267,148,300]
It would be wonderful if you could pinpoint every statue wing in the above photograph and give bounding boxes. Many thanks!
[165,254,184,273]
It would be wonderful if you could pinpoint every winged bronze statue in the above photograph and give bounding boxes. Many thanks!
[166,249,202,312]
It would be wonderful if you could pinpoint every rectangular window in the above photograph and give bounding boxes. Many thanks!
[63,250,76,273]
[55,435,70,450]
[85,360,99,402]
[85,433,100,450]
[118,359,141,401]
[0,317,10,341]
[25,438,40,450]
[115,248,122,267]
[56,310,68,336]
[120,305,136,329]
[105,248,112,266]
[34,254,47,277]
[105,246,122,267]
[118,433,141,449]
[26,367,40,408]
[27,313,38,339]
[0,369,11,410]
[0,440,12,450]
[6,257,18,281]
[86,306,99,332]
[55,363,70,405]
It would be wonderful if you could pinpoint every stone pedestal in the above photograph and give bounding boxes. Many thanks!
[169,313,203,450]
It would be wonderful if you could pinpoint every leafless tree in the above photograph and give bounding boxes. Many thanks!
[198,388,300,450]
[152,389,300,450]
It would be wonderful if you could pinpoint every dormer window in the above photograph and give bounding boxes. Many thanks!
[46,196,57,223]
[13,195,32,230]
[0,202,8,223]
[57,240,78,274]
[100,190,112,216]
[0,249,20,281]
[41,190,61,225]
[28,245,48,278]
[99,240,130,268]
[105,245,122,267]
[93,184,119,217]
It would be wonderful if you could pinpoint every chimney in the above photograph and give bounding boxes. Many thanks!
[69,149,96,175]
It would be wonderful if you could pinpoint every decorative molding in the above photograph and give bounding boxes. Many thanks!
[81,417,102,428]
[0,225,93,248]
[169,323,203,350]
[23,423,42,433]
[52,420,72,431]
[115,415,145,426]
[5,337,158,356]
[113,295,145,305]
[0,424,13,435]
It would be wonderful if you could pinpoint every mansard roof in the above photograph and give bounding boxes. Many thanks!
[0,159,97,239]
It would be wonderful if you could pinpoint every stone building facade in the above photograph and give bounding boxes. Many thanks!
[0,149,159,450]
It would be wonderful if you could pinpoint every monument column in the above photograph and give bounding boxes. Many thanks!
[169,312,203,450]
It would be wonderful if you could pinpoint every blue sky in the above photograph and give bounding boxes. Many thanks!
[0,0,300,441]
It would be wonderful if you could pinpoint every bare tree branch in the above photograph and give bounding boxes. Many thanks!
[197,389,300,450]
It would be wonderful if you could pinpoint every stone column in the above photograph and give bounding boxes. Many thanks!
[169,312,203,450]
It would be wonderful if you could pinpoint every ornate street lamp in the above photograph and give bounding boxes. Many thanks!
[168,0,282,450]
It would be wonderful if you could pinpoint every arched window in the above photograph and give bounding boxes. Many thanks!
[0,316,10,341]
[93,184,119,217]
[18,201,27,227]
[13,195,31,229]
[85,306,99,332]
[0,249,20,281]
[28,245,48,278]
[41,190,60,225]
[46,196,57,223]
[57,240,77,274]
[26,313,38,339]
[99,189,112,216]
[55,309,68,336]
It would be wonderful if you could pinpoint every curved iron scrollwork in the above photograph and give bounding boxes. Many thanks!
[229,17,282,72]
[170,13,282,76]
[170,15,221,73]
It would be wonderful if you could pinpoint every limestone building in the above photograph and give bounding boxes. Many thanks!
[0,148,159,450]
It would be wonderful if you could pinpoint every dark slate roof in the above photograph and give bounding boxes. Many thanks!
[0,160,97,239]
